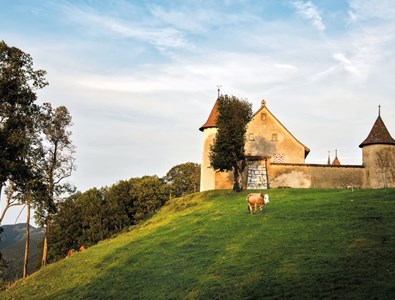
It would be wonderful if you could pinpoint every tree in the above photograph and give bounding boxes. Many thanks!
[0,40,47,199]
[0,41,47,277]
[75,188,107,245]
[46,193,83,262]
[34,103,76,267]
[163,162,200,198]
[209,95,253,192]
[130,176,167,223]
[103,180,134,231]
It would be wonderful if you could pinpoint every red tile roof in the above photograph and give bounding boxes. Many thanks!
[359,116,395,147]
[332,157,341,166]
[199,99,219,131]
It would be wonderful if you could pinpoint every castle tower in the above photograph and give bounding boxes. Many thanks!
[199,100,219,191]
[359,107,395,188]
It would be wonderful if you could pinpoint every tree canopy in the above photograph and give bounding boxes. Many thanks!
[164,162,200,198]
[0,40,47,196]
[209,95,253,192]
[0,41,76,280]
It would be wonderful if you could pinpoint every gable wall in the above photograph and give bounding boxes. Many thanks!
[245,106,306,164]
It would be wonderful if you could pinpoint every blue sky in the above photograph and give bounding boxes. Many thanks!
[1,0,395,224]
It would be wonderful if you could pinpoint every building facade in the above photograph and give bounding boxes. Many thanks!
[199,99,395,191]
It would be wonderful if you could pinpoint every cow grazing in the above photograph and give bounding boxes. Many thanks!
[79,245,86,252]
[66,249,76,258]
[246,193,269,214]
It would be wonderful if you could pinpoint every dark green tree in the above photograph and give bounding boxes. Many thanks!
[0,40,47,278]
[103,180,134,231]
[75,188,107,245]
[163,162,200,198]
[209,95,253,192]
[130,176,167,223]
[46,193,83,262]
[0,40,47,215]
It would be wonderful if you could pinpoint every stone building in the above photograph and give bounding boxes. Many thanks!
[199,99,395,191]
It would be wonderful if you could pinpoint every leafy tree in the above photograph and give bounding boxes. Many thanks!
[103,180,134,231]
[47,175,170,261]
[0,40,47,198]
[0,41,48,277]
[130,176,167,223]
[209,95,253,192]
[164,162,200,198]
[46,193,83,262]
[76,188,107,245]
[34,103,76,266]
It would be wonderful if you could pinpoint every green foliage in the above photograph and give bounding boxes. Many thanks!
[46,193,83,262]
[103,180,134,231]
[163,162,200,198]
[0,40,47,190]
[34,102,76,227]
[209,95,252,192]
[46,175,172,261]
[129,176,167,223]
[3,189,395,299]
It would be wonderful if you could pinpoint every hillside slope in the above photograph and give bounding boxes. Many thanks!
[1,224,44,281]
[2,189,395,299]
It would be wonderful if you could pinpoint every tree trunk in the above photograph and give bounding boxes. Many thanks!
[41,226,48,267]
[23,193,31,278]
[233,161,243,192]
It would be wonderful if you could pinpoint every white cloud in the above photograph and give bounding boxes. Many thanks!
[292,1,325,31]
[348,0,395,23]
[58,3,190,49]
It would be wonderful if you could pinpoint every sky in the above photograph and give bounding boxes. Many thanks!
[1,0,395,225]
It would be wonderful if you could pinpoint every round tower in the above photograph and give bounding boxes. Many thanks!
[199,100,219,191]
[359,107,395,188]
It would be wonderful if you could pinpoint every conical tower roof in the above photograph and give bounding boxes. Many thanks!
[199,99,219,131]
[359,115,395,148]
[332,150,341,165]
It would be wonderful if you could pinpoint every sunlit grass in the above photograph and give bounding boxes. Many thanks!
[2,189,395,299]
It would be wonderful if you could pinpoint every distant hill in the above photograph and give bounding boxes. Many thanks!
[2,189,395,299]
[1,224,44,282]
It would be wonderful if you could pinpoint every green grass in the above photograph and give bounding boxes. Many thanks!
[2,189,395,299]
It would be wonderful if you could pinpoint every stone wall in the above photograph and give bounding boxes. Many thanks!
[246,161,268,189]
[268,163,365,188]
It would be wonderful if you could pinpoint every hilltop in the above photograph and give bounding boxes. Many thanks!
[2,189,395,299]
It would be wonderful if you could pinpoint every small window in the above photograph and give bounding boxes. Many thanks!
[249,133,255,141]
[261,113,266,120]
[272,134,278,141]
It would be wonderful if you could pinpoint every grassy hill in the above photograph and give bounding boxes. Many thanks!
[2,189,395,299]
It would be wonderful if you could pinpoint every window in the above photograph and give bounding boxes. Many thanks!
[261,113,266,120]
[249,133,255,141]
[271,134,278,141]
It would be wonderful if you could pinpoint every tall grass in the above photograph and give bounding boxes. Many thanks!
[3,189,395,299]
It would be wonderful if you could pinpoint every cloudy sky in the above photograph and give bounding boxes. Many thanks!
[1,0,395,224]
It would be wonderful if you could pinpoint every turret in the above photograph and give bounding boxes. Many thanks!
[359,106,395,188]
[199,100,219,191]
